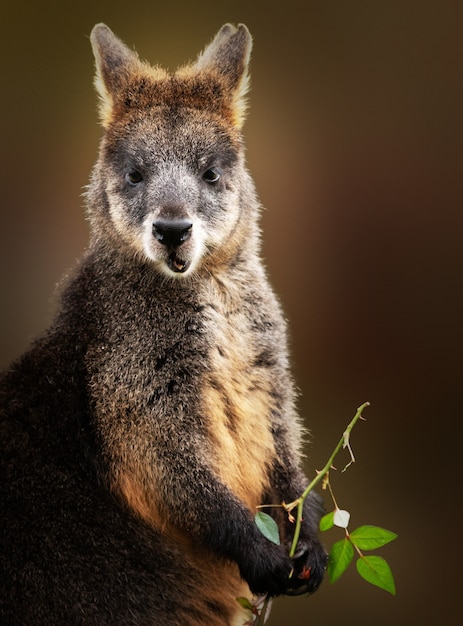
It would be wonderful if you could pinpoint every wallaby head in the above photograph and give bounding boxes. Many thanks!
[87,23,258,278]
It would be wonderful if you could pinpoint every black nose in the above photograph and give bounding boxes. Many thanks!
[152,219,192,248]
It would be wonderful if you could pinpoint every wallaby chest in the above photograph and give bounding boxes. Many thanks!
[87,268,277,513]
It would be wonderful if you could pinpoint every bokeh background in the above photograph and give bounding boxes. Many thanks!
[1,1,461,624]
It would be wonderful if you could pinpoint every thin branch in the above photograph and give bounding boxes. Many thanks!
[287,402,370,557]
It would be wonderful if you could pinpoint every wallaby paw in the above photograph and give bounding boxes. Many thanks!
[284,538,328,595]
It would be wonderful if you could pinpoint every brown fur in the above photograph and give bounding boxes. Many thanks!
[0,23,327,625]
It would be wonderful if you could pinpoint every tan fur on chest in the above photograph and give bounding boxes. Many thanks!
[202,294,276,511]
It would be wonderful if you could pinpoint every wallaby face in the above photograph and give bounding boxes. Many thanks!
[93,110,249,276]
[0,23,327,626]
[88,24,256,277]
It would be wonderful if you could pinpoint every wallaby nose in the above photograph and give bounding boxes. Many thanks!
[152,219,192,248]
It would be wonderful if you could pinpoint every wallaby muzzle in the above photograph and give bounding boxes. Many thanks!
[152,218,193,273]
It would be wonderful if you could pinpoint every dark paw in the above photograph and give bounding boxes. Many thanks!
[284,539,328,596]
[238,541,294,597]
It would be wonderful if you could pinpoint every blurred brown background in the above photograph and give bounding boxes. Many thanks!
[1,1,461,624]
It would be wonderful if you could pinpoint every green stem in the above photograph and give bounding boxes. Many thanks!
[288,402,369,557]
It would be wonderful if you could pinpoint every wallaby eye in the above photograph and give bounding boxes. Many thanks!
[126,170,143,186]
[202,167,222,184]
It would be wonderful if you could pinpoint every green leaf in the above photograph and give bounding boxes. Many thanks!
[236,597,254,611]
[319,511,335,531]
[255,512,280,545]
[350,525,397,551]
[356,555,396,595]
[327,538,354,583]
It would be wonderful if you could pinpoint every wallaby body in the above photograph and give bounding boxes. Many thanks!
[0,24,326,625]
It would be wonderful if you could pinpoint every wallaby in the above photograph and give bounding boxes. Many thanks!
[0,23,327,625]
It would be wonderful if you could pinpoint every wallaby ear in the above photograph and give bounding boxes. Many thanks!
[195,24,252,127]
[90,23,140,126]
